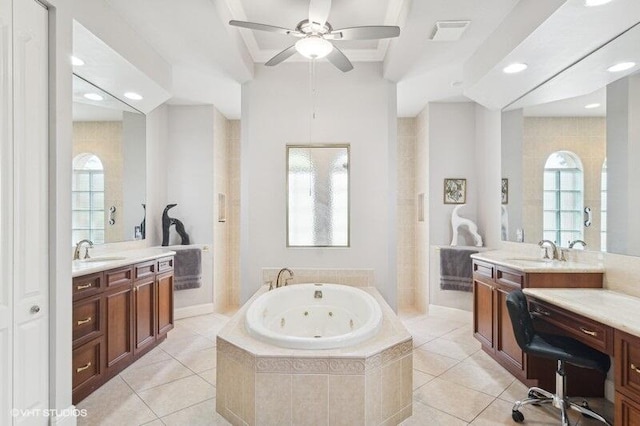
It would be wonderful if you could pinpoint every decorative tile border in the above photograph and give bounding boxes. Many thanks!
[329,358,366,375]
[255,357,292,374]
[291,357,330,374]
[381,339,413,365]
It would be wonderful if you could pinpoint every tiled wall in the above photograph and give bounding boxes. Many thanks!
[415,107,430,312]
[73,121,124,242]
[213,109,230,311]
[261,268,374,288]
[522,117,606,249]
[228,120,241,308]
[397,118,417,310]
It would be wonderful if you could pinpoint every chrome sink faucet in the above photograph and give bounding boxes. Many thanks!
[538,240,559,260]
[73,239,94,260]
[275,268,294,289]
[569,239,587,249]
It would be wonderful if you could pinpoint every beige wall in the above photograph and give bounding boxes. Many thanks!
[229,120,241,308]
[397,118,417,310]
[72,121,124,242]
[522,117,606,249]
[415,107,430,312]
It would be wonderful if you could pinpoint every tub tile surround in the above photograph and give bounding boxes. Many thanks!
[216,286,413,425]
[261,267,375,288]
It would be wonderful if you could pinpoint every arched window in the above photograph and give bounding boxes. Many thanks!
[72,153,105,244]
[543,151,584,247]
[601,159,607,252]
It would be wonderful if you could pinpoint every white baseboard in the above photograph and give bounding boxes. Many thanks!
[175,303,215,320]
[50,405,79,426]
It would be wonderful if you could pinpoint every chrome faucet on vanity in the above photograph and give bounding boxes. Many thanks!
[73,239,94,260]
[275,268,294,289]
[569,239,587,249]
[538,240,559,260]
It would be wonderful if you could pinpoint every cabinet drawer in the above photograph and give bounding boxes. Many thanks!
[473,260,494,280]
[134,260,156,280]
[157,256,174,273]
[496,267,524,289]
[616,330,640,401]
[72,337,103,393]
[73,295,103,346]
[529,299,613,355]
[73,273,102,301]
[616,391,640,426]
[105,266,133,289]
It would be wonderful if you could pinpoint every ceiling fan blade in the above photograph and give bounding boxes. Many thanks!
[330,26,401,41]
[309,0,331,27]
[326,45,353,73]
[229,20,299,36]
[265,45,298,66]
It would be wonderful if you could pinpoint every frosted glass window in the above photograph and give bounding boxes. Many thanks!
[287,145,349,247]
[543,151,584,248]
[72,153,105,245]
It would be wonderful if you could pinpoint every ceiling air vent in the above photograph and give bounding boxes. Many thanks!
[430,21,471,41]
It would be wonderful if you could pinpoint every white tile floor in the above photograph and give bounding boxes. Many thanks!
[77,306,613,425]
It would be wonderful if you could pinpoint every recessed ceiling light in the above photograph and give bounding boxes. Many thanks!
[124,92,143,101]
[83,93,103,101]
[503,63,528,74]
[585,0,613,6]
[585,103,601,109]
[607,62,636,72]
[71,56,85,66]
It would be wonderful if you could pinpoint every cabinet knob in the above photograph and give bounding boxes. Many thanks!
[30,305,40,314]
[630,363,640,374]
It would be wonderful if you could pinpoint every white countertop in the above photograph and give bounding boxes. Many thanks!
[72,247,176,277]
[471,250,604,273]
[523,288,640,338]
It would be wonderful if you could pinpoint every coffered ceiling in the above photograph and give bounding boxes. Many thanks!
[102,0,640,119]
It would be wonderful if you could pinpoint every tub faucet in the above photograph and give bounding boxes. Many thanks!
[73,239,94,260]
[569,239,587,249]
[538,240,558,260]
[276,268,294,288]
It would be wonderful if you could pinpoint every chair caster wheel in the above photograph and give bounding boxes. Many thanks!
[512,410,525,423]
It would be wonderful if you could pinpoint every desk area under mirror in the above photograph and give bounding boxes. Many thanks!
[501,22,640,256]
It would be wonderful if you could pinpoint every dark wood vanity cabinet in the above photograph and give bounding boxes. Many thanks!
[472,259,604,392]
[72,256,174,404]
[615,330,640,425]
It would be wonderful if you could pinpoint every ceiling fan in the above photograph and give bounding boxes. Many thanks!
[229,0,401,72]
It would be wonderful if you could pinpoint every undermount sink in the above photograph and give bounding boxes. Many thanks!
[78,256,127,263]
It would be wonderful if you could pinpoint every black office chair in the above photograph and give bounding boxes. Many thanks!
[505,290,611,426]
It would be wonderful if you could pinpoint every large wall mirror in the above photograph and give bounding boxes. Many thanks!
[287,145,350,247]
[501,22,640,256]
[72,74,146,244]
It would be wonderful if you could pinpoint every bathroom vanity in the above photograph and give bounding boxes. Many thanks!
[72,249,175,403]
[471,252,605,394]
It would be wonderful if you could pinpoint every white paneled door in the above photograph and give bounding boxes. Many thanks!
[0,0,15,424]
[9,0,49,425]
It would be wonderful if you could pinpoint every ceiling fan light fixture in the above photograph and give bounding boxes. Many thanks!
[295,36,333,59]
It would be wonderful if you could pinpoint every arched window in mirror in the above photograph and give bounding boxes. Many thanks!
[72,153,105,245]
[543,151,584,247]
[601,159,607,252]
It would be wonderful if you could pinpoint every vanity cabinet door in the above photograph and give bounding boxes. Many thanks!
[104,284,134,375]
[157,271,174,338]
[494,285,524,373]
[473,277,494,350]
[134,277,156,354]
[615,392,640,426]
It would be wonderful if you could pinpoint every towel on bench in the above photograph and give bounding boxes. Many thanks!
[439,247,479,292]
